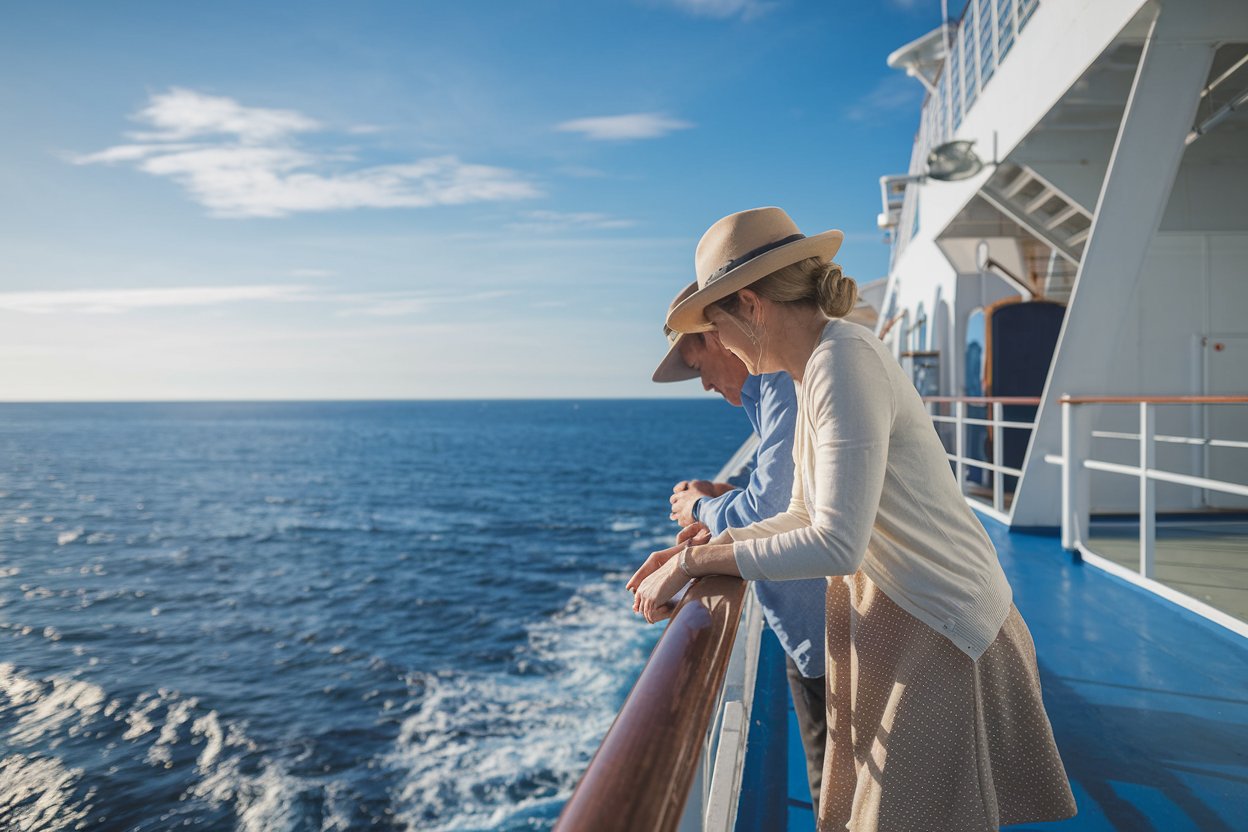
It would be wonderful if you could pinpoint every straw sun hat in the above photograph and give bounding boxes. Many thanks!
[665,207,844,334]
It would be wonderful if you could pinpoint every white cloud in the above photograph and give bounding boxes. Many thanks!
[0,284,513,318]
[655,0,774,20]
[845,75,924,123]
[71,88,540,218]
[127,88,321,143]
[0,285,308,315]
[507,210,636,232]
[555,113,693,141]
[336,289,513,317]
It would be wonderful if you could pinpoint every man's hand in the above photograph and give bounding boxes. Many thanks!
[669,480,736,525]
[676,521,711,546]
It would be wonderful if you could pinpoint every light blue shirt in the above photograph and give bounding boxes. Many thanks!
[696,372,827,678]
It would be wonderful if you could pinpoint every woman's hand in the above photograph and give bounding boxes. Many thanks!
[626,542,689,624]
[632,553,689,624]
[626,541,681,594]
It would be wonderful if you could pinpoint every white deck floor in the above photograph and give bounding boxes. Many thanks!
[1085,520,1248,624]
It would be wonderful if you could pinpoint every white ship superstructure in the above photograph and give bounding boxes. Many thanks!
[877,0,1248,631]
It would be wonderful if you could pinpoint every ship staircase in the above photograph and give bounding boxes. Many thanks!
[980,162,1091,270]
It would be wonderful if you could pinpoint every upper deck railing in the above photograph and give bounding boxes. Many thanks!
[893,0,1041,256]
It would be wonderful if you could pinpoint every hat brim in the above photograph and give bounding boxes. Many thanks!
[666,229,845,333]
[651,333,700,383]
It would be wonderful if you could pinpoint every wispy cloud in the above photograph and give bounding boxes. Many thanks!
[556,112,694,141]
[653,0,775,20]
[844,75,924,123]
[507,210,636,232]
[335,290,513,317]
[70,88,541,218]
[0,285,308,315]
[0,284,513,318]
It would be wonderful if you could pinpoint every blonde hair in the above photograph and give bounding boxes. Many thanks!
[714,257,858,320]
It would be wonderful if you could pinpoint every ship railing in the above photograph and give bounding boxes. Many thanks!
[556,436,767,832]
[924,395,1041,522]
[1043,395,1248,638]
[896,0,1041,254]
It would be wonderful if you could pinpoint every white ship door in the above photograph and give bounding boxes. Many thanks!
[1202,334,1248,509]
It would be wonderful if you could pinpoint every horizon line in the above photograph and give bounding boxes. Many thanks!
[0,396,722,405]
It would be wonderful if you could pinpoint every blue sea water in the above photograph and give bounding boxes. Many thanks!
[0,400,748,831]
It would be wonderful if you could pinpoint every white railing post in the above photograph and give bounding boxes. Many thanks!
[955,401,967,494]
[991,0,1001,68]
[992,401,1005,512]
[971,0,983,97]
[1139,402,1156,578]
[1060,400,1090,550]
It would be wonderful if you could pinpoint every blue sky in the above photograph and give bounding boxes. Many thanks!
[0,0,940,400]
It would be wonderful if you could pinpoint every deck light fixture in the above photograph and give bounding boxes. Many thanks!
[926,140,985,181]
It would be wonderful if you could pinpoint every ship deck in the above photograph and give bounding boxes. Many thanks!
[779,510,1248,831]
[1086,519,1248,625]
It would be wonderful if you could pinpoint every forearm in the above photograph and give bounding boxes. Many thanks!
[683,542,742,579]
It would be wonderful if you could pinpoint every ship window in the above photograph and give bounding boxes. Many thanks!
[965,308,985,397]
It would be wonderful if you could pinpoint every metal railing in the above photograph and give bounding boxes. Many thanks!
[895,0,1041,254]
[557,437,766,832]
[1043,395,1248,565]
[924,396,1041,517]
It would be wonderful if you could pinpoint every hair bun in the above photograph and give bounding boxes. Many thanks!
[814,262,858,319]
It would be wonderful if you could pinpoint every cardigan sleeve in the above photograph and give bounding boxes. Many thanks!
[732,336,894,581]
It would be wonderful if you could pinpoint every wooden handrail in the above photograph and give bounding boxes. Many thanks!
[1060,395,1248,405]
[555,575,748,832]
[878,312,906,341]
[923,396,1043,405]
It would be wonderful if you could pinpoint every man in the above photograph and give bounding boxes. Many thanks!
[652,282,828,813]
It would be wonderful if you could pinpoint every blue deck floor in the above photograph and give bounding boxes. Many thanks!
[781,510,1248,831]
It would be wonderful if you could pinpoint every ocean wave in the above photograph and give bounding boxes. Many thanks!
[57,528,84,546]
[0,663,322,831]
[386,574,657,831]
[0,753,92,830]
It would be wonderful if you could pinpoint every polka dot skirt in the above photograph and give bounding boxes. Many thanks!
[818,571,1078,831]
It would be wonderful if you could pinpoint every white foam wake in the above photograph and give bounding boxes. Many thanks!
[386,558,665,831]
[0,663,312,831]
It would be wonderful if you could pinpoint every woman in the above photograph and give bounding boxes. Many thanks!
[627,208,1076,831]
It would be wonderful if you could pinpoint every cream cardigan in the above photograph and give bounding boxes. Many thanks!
[729,319,1013,660]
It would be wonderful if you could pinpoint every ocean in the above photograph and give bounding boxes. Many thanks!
[0,400,748,831]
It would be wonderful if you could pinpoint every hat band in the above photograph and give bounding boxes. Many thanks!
[705,233,806,285]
